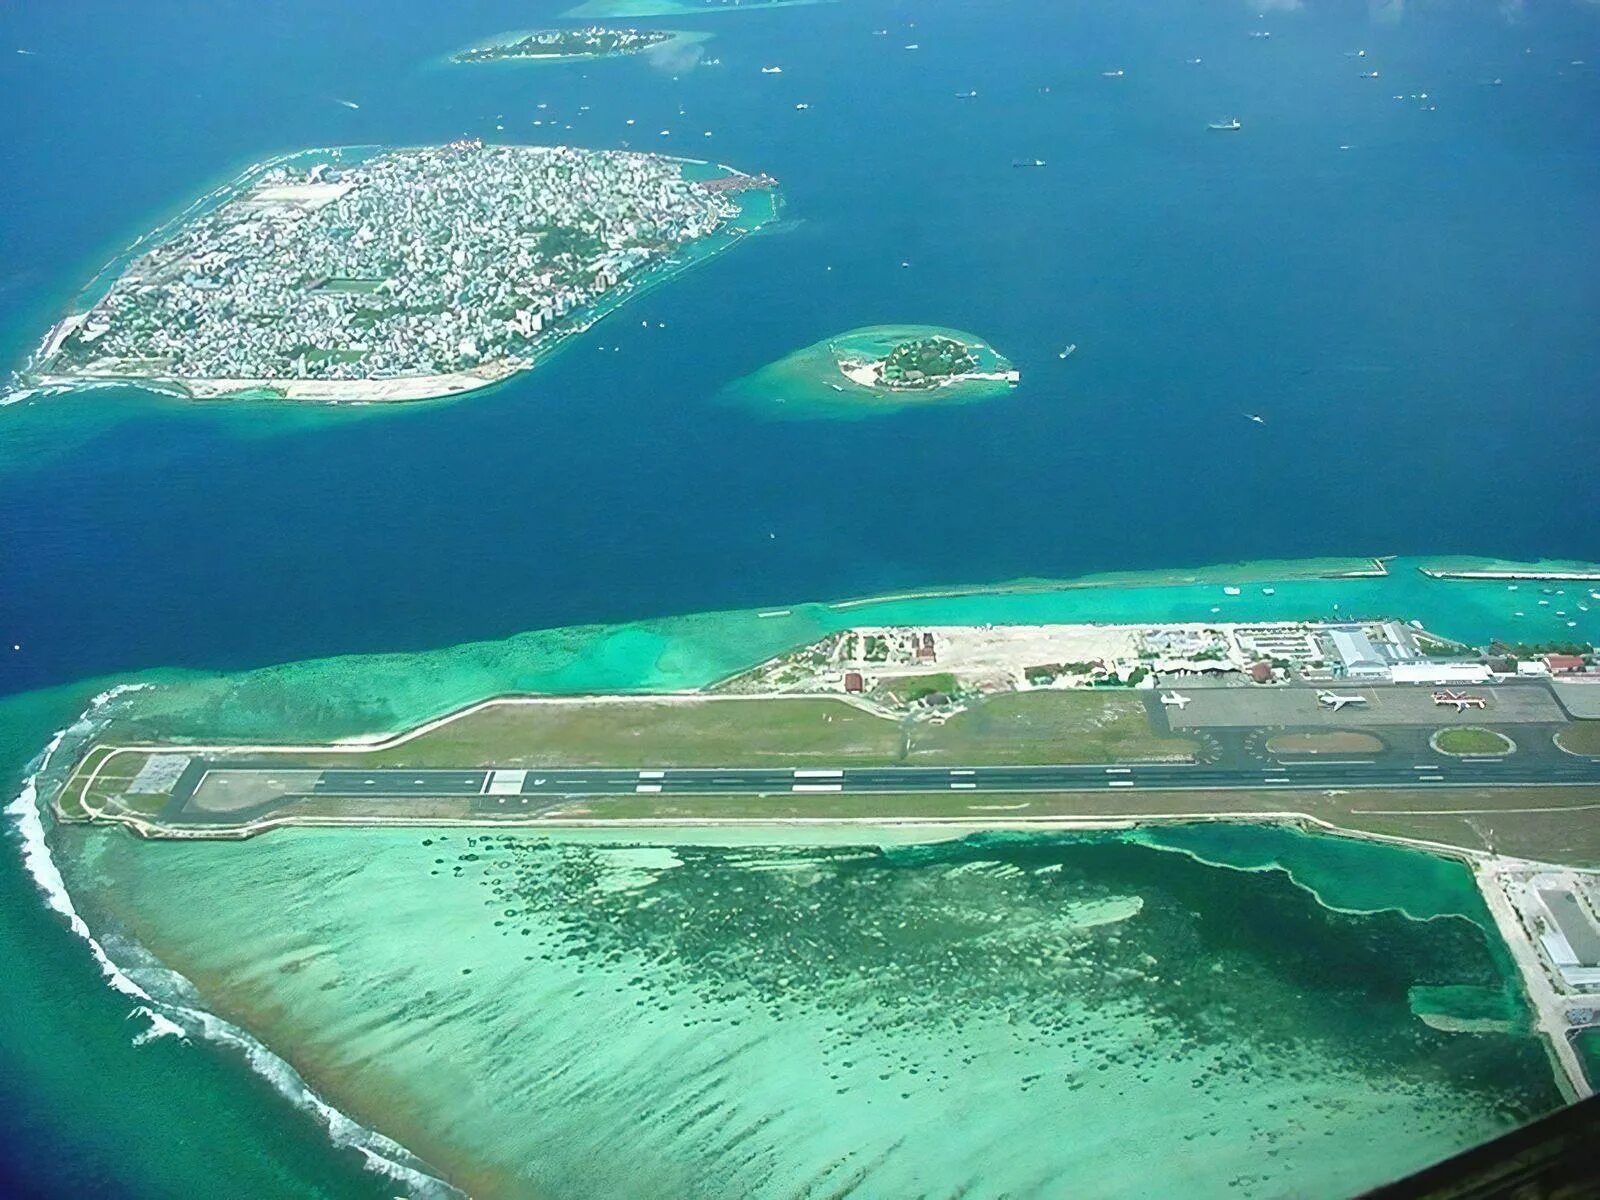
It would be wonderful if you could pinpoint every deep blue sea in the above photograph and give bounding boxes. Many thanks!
[2,0,1598,697]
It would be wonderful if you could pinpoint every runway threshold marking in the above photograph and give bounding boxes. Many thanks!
[638,770,665,780]
[635,783,662,794]
[1105,767,1132,775]
[1108,780,1135,788]
[951,782,977,790]
[794,769,844,779]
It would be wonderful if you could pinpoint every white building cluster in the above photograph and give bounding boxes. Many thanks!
[53,143,742,382]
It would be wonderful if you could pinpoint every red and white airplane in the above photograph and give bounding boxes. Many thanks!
[1432,689,1487,713]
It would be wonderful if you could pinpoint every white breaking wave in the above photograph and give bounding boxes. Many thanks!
[6,688,461,1199]
[130,1005,187,1046]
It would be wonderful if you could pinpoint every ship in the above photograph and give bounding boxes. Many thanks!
[1011,158,1047,168]
[1058,344,1077,359]
[1208,118,1242,131]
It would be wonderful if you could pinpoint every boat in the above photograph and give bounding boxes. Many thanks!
[1011,159,1046,168]
[1208,118,1242,131]
[760,65,782,74]
[955,90,977,99]
[1224,586,1242,596]
[1057,344,1077,359]
[1101,69,1124,78]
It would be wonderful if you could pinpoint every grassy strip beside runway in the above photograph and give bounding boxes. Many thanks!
[280,692,1197,770]
[1555,721,1600,756]
[908,691,1195,765]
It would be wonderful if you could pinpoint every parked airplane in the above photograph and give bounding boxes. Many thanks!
[1317,691,1369,711]
[1432,690,1487,713]
[1159,692,1192,710]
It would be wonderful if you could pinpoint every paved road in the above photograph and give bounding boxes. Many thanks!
[305,754,1600,800]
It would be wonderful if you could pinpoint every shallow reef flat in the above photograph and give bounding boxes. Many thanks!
[62,823,1563,1199]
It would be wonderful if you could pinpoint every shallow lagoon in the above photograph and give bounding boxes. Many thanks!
[62,822,1561,1198]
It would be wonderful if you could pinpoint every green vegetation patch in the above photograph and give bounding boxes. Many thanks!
[907,691,1197,765]
[331,690,1191,771]
[295,698,902,769]
[880,336,977,387]
[1267,731,1386,756]
[1431,727,1515,756]
[1555,722,1600,756]
[880,673,959,705]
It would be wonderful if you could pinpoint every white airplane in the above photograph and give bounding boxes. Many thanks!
[1160,691,1192,710]
[1317,691,1368,712]
[1432,690,1487,713]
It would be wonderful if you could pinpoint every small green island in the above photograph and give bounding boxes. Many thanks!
[720,324,1019,418]
[451,26,680,64]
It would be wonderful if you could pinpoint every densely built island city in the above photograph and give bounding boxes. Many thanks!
[21,141,778,402]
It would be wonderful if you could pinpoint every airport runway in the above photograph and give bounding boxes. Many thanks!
[300,754,1600,801]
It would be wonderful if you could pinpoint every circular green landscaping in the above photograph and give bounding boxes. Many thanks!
[1430,727,1515,756]
[1266,731,1385,756]
[1555,721,1600,757]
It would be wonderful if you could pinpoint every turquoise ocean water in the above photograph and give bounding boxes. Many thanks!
[1,0,1598,1194]
[3,558,1592,1197]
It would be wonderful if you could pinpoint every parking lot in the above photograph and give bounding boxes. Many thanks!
[1163,683,1566,730]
